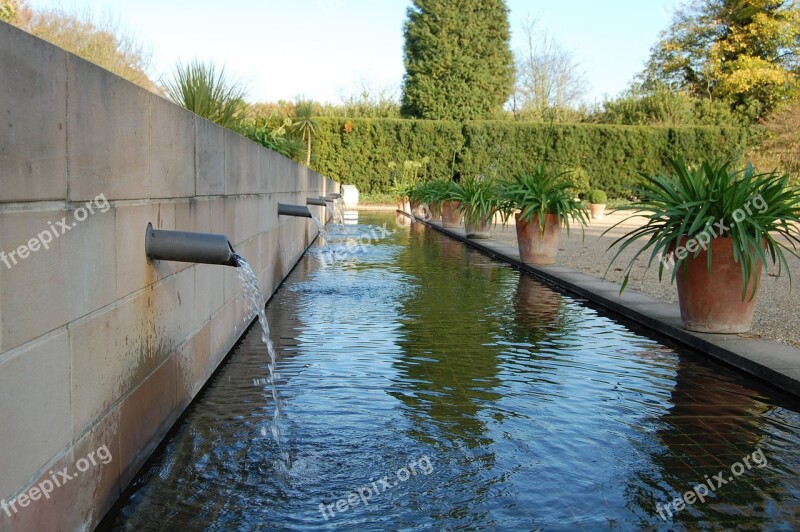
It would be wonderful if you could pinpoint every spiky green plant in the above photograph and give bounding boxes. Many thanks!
[452,177,502,227]
[163,60,247,129]
[605,158,800,298]
[411,179,457,210]
[409,180,432,206]
[500,164,588,234]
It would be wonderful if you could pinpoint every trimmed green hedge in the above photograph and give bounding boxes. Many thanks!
[312,118,748,197]
[312,118,464,194]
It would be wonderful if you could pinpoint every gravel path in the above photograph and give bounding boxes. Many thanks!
[485,211,800,349]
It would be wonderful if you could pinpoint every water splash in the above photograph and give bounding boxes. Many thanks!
[232,253,289,465]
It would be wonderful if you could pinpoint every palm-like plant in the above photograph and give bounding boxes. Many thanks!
[410,179,454,209]
[409,180,431,206]
[452,177,502,227]
[428,179,459,209]
[163,60,247,129]
[291,100,318,166]
[500,164,588,234]
[606,158,800,297]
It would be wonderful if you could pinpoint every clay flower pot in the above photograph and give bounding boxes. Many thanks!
[675,237,763,333]
[396,197,411,215]
[441,201,461,228]
[515,212,561,265]
[589,203,606,220]
[465,218,491,239]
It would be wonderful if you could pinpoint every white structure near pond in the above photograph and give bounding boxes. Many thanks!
[342,185,359,207]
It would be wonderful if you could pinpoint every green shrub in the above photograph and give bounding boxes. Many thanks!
[164,60,247,129]
[561,167,591,197]
[586,189,608,204]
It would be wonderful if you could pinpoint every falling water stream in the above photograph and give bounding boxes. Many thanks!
[334,197,346,226]
[309,213,328,240]
[227,214,330,466]
[232,253,289,465]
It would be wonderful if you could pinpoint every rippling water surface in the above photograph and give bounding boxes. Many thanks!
[99,213,800,530]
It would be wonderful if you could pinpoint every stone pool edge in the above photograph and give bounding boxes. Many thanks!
[412,214,800,399]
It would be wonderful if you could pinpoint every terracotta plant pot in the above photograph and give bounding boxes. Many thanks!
[675,236,763,333]
[441,201,461,228]
[515,212,561,265]
[396,197,411,215]
[589,203,606,220]
[465,218,491,239]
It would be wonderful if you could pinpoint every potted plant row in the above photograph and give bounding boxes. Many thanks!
[407,167,590,262]
[410,178,456,224]
[606,159,800,333]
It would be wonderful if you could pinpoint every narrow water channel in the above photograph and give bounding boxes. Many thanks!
[99,212,800,530]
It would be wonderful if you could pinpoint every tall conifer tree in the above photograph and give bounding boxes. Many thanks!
[401,0,515,120]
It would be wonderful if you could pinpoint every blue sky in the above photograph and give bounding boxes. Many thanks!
[28,0,682,105]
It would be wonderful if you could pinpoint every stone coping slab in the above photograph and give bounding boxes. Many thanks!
[415,215,800,399]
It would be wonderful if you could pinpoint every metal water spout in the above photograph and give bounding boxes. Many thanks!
[306,197,328,206]
[278,203,312,218]
[145,223,238,267]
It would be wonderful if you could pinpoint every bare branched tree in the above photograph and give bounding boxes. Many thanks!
[510,17,590,121]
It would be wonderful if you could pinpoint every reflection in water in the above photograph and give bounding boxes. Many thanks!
[99,213,800,530]
[632,360,799,526]
[510,274,568,344]
[391,224,511,452]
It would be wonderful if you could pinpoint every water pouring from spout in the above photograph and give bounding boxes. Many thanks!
[231,253,289,465]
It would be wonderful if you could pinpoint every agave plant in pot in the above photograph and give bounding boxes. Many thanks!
[501,164,588,265]
[431,179,461,228]
[606,159,800,334]
[411,179,450,220]
[452,177,501,239]
[409,181,432,218]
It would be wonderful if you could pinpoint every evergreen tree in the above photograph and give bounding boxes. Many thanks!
[642,0,800,119]
[400,0,515,120]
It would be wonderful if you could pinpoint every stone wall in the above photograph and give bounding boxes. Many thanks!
[0,21,337,530]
